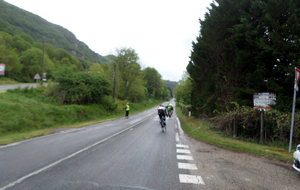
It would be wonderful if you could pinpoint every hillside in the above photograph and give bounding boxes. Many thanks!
[0,0,113,63]
[163,80,177,95]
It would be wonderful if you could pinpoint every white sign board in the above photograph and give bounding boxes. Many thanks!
[253,92,276,110]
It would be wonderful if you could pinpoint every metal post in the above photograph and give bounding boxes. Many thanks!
[112,62,116,99]
[289,82,297,152]
[41,36,45,85]
[260,110,264,143]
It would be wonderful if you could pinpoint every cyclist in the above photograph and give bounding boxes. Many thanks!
[165,103,169,117]
[157,104,167,127]
[167,103,173,118]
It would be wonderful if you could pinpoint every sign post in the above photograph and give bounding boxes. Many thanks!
[289,67,300,152]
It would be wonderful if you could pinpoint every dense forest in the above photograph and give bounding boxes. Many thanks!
[175,0,300,145]
[186,0,300,115]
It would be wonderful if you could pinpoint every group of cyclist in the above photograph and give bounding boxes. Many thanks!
[157,103,173,127]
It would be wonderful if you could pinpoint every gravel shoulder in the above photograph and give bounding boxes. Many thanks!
[181,132,300,190]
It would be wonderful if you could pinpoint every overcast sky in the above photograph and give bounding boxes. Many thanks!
[4,0,213,82]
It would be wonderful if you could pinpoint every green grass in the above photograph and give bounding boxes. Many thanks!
[0,77,23,85]
[0,88,163,145]
[176,105,294,163]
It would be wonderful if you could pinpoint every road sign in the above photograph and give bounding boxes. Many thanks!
[296,68,300,86]
[34,73,41,80]
[0,63,5,76]
[253,92,276,111]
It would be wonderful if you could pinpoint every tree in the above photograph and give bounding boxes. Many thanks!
[20,47,43,82]
[143,67,163,98]
[175,71,192,104]
[188,0,300,116]
[115,47,142,100]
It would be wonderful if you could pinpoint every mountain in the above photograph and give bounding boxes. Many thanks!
[0,0,113,63]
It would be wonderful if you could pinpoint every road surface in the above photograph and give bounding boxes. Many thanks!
[0,84,40,91]
[0,99,299,190]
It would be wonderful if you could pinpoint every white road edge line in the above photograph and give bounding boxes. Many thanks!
[0,142,21,149]
[0,119,147,190]
[176,133,179,142]
[179,174,205,185]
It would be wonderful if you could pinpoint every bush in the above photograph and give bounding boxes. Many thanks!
[101,95,118,112]
[177,102,192,117]
[53,68,111,104]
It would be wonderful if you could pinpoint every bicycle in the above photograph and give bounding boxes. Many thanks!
[168,110,173,118]
[160,116,166,132]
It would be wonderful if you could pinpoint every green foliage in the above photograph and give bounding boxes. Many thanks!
[143,67,163,98]
[0,87,162,138]
[115,47,143,100]
[177,102,192,117]
[101,95,118,112]
[175,71,192,104]
[52,68,111,104]
[187,0,300,116]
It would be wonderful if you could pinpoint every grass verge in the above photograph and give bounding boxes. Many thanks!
[0,88,163,145]
[0,77,23,85]
[176,105,294,163]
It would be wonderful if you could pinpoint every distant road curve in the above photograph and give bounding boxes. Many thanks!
[0,83,47,91]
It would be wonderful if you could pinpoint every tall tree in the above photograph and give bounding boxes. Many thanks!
[115,47,141,100]
[188,0,300,115]
[143,67,163,98]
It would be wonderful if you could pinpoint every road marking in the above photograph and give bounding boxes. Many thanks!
[176,149,191,154]
[176,133,179,142]
[178,162,198,170]
[176,144,189,148]
[0,142,21,149]
[176,117,181,128]
[177,155,194,161]
[179,174,205,185]
[0,119,147,190]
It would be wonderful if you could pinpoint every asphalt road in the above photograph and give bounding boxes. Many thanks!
[1,97,300,190]
[0,84,40,91]
[0,99,204,190]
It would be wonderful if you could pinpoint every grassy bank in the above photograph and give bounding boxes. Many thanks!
[176,105,294,162]
[0,88,163,145]
[0,77,23,85]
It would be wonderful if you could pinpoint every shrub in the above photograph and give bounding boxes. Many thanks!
[53,68,111,104]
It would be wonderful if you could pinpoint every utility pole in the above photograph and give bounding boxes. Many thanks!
[112,62,116,99]
[41,36,45,85]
